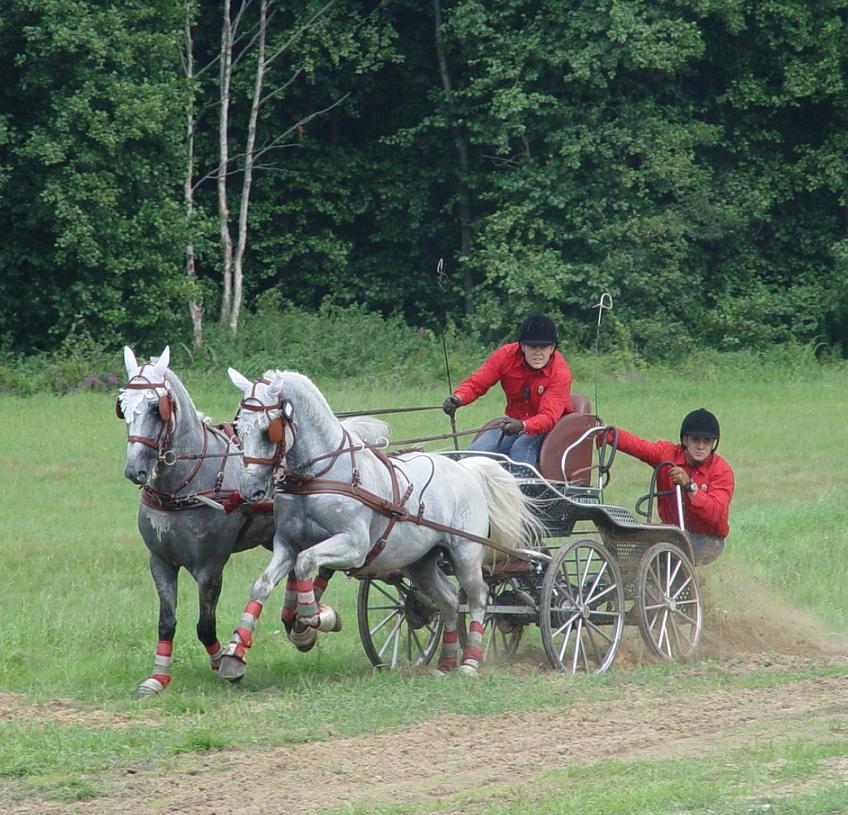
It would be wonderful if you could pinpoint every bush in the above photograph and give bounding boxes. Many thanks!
[174,296,491,387]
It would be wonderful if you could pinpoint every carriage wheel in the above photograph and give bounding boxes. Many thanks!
[636,543,702,660]
[356,577,442,669]
[540,539,624,674]
[457,578,530,662]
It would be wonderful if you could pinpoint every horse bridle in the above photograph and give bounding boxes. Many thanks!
[238,378,296,468]
[116,368,176,459]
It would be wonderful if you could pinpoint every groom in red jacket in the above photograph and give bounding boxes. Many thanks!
[612,408,734,565]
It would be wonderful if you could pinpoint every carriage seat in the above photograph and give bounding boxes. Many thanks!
[537,394,600,485]
[470,393,598,485]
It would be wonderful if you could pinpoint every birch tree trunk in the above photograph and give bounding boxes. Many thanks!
[184,1,203,347]
[433,0,473,315]
[230,0,267,336]
[217,0,235,327]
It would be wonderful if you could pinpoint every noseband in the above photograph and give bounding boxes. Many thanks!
[238,378,295,469]
[117,368,176,458]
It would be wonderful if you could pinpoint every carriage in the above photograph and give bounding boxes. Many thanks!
[354,394,702,675]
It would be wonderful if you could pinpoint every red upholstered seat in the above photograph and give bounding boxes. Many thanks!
[537,393,599,484]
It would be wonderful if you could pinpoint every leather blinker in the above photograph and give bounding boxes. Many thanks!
[158,394,173,422]
[267,417,284,444]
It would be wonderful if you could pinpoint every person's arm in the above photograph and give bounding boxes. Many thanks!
[523,361,572,435]
[615,429,675,468]
[453,346,506,407]
[688,462,734,536]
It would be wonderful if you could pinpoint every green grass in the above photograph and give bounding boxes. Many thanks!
[0,362,846,810]
[325,737,848,815]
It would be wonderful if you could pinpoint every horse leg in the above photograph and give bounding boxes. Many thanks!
[135,555,178,699]
[292,533,366,630]
[218,541,295,682]
[404,554,461,674]
[450,545,489,675]
[281,566,336,652]
[195,566,224,670]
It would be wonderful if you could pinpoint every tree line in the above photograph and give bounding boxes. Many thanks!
[2,0,846,360]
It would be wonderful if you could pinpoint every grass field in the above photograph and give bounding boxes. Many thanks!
[0,358,846,813]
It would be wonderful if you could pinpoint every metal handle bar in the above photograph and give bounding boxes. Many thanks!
[559,424,617,489]
[634,461,685,529]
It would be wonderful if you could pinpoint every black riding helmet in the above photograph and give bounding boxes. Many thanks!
[680,408,720,449]
[517,314,558,347]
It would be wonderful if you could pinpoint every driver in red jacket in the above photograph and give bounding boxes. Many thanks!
[442,314,573,465]
[610,408,734,565]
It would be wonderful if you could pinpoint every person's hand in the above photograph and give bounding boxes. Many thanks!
[596,425,616,448]
[501,418,525,436]
[667,466,691,489]
[442,395,461,416]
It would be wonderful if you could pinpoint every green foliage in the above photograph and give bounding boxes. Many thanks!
[0,0,187,353]
[184,296,489,387]
[1,0,847,359]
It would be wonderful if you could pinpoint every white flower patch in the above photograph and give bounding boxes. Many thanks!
[118,389,152,424]
[117,385,168,424]
[236,408,270,439]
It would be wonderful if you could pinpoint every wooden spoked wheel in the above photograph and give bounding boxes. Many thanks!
[540,539,625,674]
[356,577,442,669]
[636,542,702,660]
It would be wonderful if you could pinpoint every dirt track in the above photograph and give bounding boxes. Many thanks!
[3,655,846,815]
[3,571,847,815]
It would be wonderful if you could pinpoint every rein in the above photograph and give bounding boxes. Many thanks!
[278,440,536,564]
[336,404,443,418]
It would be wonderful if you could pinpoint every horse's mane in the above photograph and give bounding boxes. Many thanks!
[341,416,390,447]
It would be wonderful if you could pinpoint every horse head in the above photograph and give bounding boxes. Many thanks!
[118,345,174,485]
[228,368,296,503]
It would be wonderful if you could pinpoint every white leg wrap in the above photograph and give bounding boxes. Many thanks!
[315,605,342,633]
[135,677,167,698]
[287,624,318,650]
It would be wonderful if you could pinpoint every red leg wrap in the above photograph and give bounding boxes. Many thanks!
[234,626,253,648]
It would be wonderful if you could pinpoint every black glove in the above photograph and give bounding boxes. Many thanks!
[442,395,461,416]
[501,418,524,436]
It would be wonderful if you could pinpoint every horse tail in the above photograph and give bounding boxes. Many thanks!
[457,457,547,551]
[341,416,390,447]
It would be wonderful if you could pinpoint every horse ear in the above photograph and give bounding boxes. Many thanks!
[152,346,170,375]
[123,346,139,377]
[228,367,253,393]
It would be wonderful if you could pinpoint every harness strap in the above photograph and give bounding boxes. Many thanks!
[279,478,534,563]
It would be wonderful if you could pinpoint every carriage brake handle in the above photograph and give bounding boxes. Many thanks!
[674,484,686,532]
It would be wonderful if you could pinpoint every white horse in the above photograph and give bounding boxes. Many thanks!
[218,368,545,681]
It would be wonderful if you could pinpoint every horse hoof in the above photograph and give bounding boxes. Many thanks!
[217,656,247,682]
[288,624,318,652]
[316,605,342,633]
[458,664,479,677]
[133,677,166,700]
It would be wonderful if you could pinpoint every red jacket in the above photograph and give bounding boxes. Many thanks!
[454,343,573,435]
[615,429,734,537]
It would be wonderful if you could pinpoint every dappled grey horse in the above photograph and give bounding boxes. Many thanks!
[119,347,385,698]
[218,368,545,681]
[118,346,277,698]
